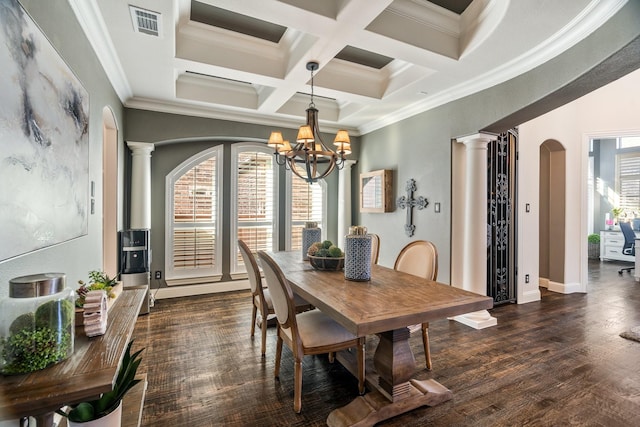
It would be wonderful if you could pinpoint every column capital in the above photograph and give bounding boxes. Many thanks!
[339,159,357,171]
[455,132,497,148]
[126,141,155,155]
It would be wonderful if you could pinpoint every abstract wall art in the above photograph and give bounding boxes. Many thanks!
[0,0,89,261]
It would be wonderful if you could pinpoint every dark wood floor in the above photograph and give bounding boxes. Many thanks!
[131,260,640,426]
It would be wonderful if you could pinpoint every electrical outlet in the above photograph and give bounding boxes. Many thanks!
[525,274,530,283]
[155,271,162,280]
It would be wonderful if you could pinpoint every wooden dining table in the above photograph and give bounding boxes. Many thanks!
[266,251,493,427]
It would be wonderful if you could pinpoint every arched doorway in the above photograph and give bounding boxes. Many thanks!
[102,107,119,277]
[539,139,566,290]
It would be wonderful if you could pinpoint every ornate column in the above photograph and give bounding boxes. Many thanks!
[338,160,357,246]
[126,141,154,229]
[452,133,497,329]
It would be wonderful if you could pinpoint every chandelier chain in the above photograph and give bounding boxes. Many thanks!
[309,66,315,108]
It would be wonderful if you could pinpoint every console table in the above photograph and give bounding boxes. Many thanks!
[0,288,146,426]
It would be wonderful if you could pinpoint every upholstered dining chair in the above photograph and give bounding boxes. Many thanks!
[394,240,438,370]
[369,233,380,265]
[238,240,312,357]
[258,251,365,413]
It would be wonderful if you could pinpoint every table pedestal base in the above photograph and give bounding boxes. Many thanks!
[327,378,452,427]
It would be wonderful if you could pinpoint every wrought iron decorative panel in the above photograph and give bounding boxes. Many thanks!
[487,129,517,304]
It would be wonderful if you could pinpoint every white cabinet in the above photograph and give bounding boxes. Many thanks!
[600,230,635,262]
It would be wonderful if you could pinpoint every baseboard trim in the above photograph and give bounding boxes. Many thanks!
[519,288,541,304]
[154,280,250,300]
[547,280,583,294]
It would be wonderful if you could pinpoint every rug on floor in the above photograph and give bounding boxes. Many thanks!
[620,326,640,342]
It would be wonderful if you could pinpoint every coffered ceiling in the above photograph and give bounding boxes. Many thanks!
[69,0,626,135]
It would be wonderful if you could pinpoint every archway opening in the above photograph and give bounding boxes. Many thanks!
[539,139,566,290]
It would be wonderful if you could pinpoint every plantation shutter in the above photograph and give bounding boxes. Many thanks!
[290,177,324,250]
[171,155,218,276]
[616,153,640,213]
[236,151,275,264]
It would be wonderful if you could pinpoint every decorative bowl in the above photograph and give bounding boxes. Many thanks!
[308,255,344,271]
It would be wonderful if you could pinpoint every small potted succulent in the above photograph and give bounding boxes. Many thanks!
[76,271,119,308]
[75,271,121,326]
[307,240,345,271]
[56,340,143,427]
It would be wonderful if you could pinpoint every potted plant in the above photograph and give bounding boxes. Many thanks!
[588,233,600,259]
[76,271,119,308]
[56,340,143,426]
[612,207,624,226]
[75,271,122,327]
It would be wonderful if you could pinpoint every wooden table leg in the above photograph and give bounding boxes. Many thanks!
[328,328,453,427]
[33,412,54,427]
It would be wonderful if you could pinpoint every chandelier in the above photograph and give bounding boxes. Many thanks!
[267,61,351,184]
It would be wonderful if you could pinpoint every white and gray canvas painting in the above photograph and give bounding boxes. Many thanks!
[0,0,89,261]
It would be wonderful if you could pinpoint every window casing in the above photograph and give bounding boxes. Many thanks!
[165,146,223,283]
[230,143,278,275]
[286,173,327,250]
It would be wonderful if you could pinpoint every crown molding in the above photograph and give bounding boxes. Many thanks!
[68,0,132,102]
[125,97,361,136]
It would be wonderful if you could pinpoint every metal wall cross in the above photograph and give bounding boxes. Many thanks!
[397,179,428,237]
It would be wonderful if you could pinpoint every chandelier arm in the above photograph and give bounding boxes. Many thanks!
[274,153,287,166]
[305,155,314,183]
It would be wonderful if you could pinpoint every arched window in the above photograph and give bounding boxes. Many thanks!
[287,174,327,250]
[165,146,223,283]
[230,143,278,275]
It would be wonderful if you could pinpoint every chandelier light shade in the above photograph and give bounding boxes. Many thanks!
[267,61,350,184]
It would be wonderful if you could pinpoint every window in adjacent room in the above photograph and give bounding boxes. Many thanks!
[166,146,223,283]
[616,151,640,214]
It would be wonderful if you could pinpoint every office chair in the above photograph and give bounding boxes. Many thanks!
[618,221,636,275]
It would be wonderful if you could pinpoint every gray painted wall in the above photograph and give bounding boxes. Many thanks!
[0,0,124,299]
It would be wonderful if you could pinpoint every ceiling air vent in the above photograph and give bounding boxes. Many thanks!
[129,5,162,37]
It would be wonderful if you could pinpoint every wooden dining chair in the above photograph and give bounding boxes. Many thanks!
[238,240,312,357]
[369,233,380,265]
[258,251,365,413]
[394,240,438,370]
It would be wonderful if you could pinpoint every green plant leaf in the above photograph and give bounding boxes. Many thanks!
[68,402,95,422]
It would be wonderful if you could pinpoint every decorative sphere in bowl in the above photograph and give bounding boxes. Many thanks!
[308,255,344,271]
